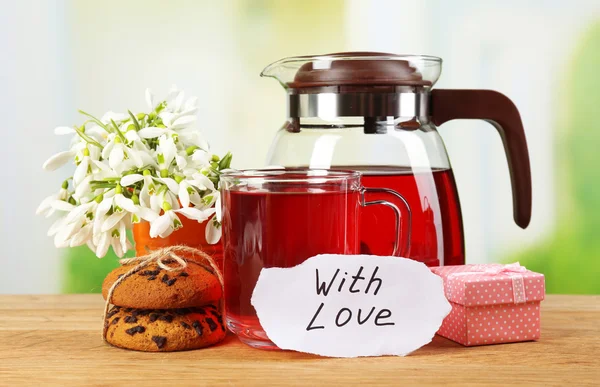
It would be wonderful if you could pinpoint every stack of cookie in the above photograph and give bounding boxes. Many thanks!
[102,258,227,352]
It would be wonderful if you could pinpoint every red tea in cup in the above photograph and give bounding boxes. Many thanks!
[220,169,409,349]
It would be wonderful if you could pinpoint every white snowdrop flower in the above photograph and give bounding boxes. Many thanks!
[155,176,180,194]
[43,150,75,171]
[70,223,93,248]
[73,148,92,186]
[51,199,76,212]
[120,173,145,187]
[101,111,130,124]
[54,126,76,135]
[149,186,179,214]
[178,180,192,208]
[215,193,222,222]
[73,175,94,201]
[178,129,209,150]
[145,88,155,110]
[36,182,70,217]
[159,111,197,131]
[96,220,131,258]
[183,96,198,113]
[125,128,156,165]
[64,200,97,225]
[140,173,158,208]
[137,126,170,139]
[149,201,215,239]
[190,173,215,191]
[53,212,87,248]
[39,87,231,257]
[102,134,143,170]
[205,215,222,245]
[48,215,69,237]
[171,115,196,130]
[157,135,177,171]
[175,150,191,170]
[165,85,181,106]
[191,149,211,165]
[97,185,138,217]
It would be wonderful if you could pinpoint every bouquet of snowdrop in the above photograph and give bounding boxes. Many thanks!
[37,87,231,258]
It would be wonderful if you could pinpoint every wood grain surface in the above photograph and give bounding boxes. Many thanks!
[0,294,598,386]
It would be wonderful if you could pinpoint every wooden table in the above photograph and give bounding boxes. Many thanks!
[0,295,598,386]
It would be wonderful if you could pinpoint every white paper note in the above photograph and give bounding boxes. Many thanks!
[251,254,451,357]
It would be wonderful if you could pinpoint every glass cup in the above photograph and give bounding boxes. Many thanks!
[220,168,411,349]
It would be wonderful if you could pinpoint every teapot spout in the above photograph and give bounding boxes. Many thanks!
[260,57,306,89]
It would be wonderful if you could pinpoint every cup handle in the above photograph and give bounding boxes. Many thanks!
[360,187,412,257]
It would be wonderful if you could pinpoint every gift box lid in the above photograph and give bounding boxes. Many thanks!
[430,263,545,307]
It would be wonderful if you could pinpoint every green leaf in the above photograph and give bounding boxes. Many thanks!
[111,119,127,143]
[78,110,109,131]
[73,126,103,148]
[155,101,166,114]
[219,152,233,170]
[90,183,117,189]
[128,110,141,131]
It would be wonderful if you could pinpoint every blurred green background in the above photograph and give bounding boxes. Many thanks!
[513,22,600,294]
[2,0,599,294]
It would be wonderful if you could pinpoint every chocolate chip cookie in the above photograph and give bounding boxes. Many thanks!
[105,304,226,352]
[102,261,222,309]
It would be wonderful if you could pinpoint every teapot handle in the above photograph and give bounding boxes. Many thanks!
[430,89,532,228]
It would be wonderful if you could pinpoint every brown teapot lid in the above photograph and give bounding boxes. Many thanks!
[288,52,432,89]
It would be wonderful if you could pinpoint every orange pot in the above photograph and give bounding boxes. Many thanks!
[133,217,223,272]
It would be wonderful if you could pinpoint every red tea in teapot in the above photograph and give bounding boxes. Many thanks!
[262,52,532,270]
[358,166,464,267]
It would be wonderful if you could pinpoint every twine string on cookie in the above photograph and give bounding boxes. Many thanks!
[102,245,224,341]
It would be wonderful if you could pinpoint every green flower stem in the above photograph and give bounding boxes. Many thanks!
[92,177,120,182]
[157,185,168,195]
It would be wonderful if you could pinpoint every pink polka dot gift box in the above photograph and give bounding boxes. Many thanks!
[430,263,545,346]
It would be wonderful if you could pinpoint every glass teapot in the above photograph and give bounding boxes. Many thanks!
[261,52,531,266]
